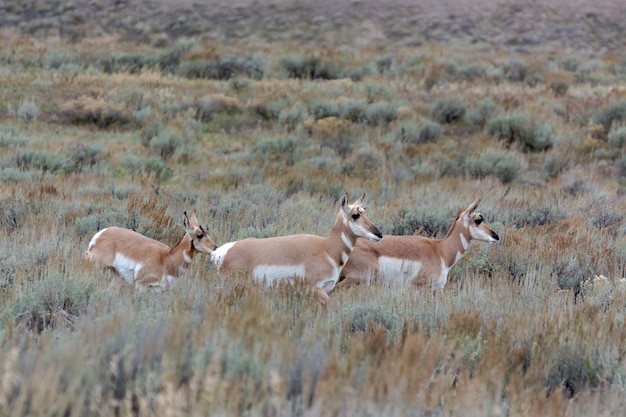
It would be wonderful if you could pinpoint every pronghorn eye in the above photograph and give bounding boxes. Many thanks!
[475,218,483,225]
[197,234,204,240]
[351,213,361,220]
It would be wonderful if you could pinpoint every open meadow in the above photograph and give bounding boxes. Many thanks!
[1,0,626,415]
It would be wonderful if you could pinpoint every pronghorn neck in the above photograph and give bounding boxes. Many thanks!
[439,217,472,269]
[328,212,358,268]
[168,233,195,268]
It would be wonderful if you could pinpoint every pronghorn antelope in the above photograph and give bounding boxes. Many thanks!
[210,194,383,306]
[337,199,499,290]
[85,211,217,290]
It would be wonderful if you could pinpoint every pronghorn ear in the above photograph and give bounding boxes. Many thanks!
[353,193,366,207]
[188,210,199,226]
[466,199,481,214]
[340,193,348,210]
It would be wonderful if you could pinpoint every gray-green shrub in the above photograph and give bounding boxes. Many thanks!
[364,101,397,126]
[394,119,442,145]
[466,149,524,184]
[468,97,502,127]
[608,126,626,149]
[430,96,466,124]
[18,100,40,121]
[592,100,626,133]
[485,114,554,152]
[338,98,366,123]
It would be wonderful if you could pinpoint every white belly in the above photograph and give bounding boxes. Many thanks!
[378,257,422,286]
[112,253,142,285]
[253,264,306,286]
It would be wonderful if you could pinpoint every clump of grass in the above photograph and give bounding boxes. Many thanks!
[338,98,366,123]
[466,149,525,184]
[467,97,502,127]
[386,205,454,237]
[308,99,340,120]
[60,96,132,128]
[195,94,241,122]
[278,54,342,80]
[430,96,466,124]
[592,100,626,134]
[546,344,602,398]
[13,150,73,174]
[364,101,397,126]
[485,114,554,152]
[608,126,626,149]
[2,273,96,333]
[393,119,442,145]
[17,100,40,121]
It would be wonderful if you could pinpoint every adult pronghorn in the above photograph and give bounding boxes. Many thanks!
[210,193,383,306]
[337,199,499,290]
[85,211,217,290]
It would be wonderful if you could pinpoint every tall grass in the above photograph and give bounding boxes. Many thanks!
[1,7,626,416]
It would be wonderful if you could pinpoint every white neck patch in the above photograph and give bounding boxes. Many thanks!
[341,232,354,251]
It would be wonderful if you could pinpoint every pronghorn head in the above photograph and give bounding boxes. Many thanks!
[461,199,499,243]
[341,193,383,242]
[183,211,218,254]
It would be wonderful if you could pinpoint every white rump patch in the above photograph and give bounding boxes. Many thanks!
[211,241,237,269]
[253,264,306,286]
[378,257,423,286]
[112,253,141,285]
[87,228,107,252]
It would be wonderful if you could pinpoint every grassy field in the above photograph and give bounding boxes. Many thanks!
[1,1,626,416]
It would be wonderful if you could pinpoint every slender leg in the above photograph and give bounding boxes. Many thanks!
[312,287,329,307]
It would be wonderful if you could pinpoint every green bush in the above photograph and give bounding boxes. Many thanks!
[149,129,180,161]
[338,98,366,123]
[608,126,626,149]
[177,59,218,79]
[2,273,96,332]
[485,114,554,152]
[278,54,341,80]
[546,345,602,398]
[592,100,626,133]
[466,149,524,184]
[364,101,397,126]
[14,150,73,174]
[430,96,466,124]
[386,205,453,237]
[278,106,307,130]
[308,100,340,120]
[467,97,502,127]
[18,100,40,121]
[394,119,442,145]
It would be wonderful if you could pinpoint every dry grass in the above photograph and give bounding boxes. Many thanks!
[1,1,626,416]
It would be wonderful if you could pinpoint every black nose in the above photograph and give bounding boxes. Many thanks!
[492,231,500,241]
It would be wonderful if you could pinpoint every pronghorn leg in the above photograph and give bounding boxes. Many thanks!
[312,287,330,307]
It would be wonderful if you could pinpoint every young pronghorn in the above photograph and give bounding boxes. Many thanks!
[85,211,217,290]
[210,193,383,306]
[337,199,499,290]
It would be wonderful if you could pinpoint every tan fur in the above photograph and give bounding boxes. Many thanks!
[338,199,499,289]
[213,194,382,306]
[85,211,217,289]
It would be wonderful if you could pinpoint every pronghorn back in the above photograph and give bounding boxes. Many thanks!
[339,199,499,290]
[210,193,383,305]
[85,211,217,290]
